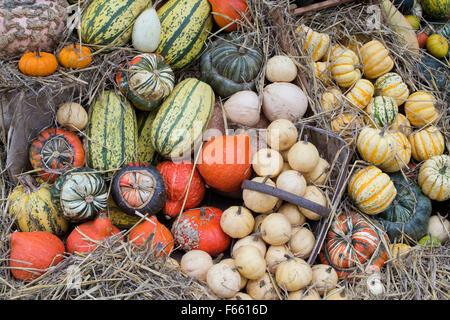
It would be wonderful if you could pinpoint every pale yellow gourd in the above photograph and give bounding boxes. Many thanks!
[404,91,439,127]
[296,25,330,62]
[360,40,394,79]
[357,127,396,166]
[408,126,445,162]
[418,155,450,202]
[345,79,375,109]
[378,130,412,172]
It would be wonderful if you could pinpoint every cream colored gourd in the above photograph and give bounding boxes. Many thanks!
[374,72,410,106]
[206,262,241,298]
[246,272,279,300]
[266,119,298,151]
[427,214,450,244]
[220,258,247,290]
[260,213,292,246]
[298,186,327,221]
[252,148,284,178]
[262,82,308,122]
[348,165,397,215]
[253,213,269,233]
[232,234,267,258]
[321,87,343,111]
[329,48,361,88]
[378,131,411,172]
[304,158,330,185]
[287,140,320,173]
[132,5,161,52]
[323,287,350,300]
[331,112,365,147]
[360,40,394,79]
[180,249,213,282]
[418,155,450,202]
[288,288,321,300]
[345,79,375,109]
[243,177,279,213]
[265,245,289,273]
[311,264,339,295]
[223,90,260,127]
[289,227,316,259]
[275,256,312,292]
[297,25,330,61]
[404,91,439,127]
[276,170,307,197]
[278,203,306,227]
[265,55,297,82]
[220,206,255,239]
[408,126,445,162]
[56,102,88,131]
[279,162,292,176]
[234,245,267,280]
[389,113,412,136]
[357,127,396,166]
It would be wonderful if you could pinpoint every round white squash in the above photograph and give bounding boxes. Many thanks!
[275,256,312,292]
[289,227,316,259]
[311,264,339,295]
[243,177,280,213]
[278,203,306,227]
[246,272,279,300]
[220,258,247,290]
[366,273,384,296]
[265,245,289,273]
[260,213,292,246]
[262,82,308,122]
[234,245,267,280]
[232,235,267,258]
[298,186,327,221]
[266,119,298,151]
[206,262,241,298]
[287,140,320,173]
[265,55,297,83]
[253,213,269,233]
[220,206,255,239]
[304,158,330,185]
[180,250,213,282]
[132,6,161,53]
[252,148,284,178]
[56,102,88,131]
[427,214,450,244]
[223,90,261,127]
[276,170,307,197]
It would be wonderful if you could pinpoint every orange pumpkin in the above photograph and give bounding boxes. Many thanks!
[18,51,58,76]
[9,231,65,281]
[208,0,249,32]
[171,207,231,256]
[58,44,92,69]
[128,216,175,257]
[197,134,252,193]
[66,214,121,254]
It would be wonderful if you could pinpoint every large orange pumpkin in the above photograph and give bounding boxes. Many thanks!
[197,134,252,193]
[171,207,231,256]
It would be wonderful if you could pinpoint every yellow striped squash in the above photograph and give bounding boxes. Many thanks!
[374,72,410,106]
[330,48,361,88]
[408,126,445,162]
[389,113,412,136]
[357,127,396,166]
[80,0,151,49]
[296,25,330,62]
[378,131,412,172]
[346,79,375,109]
[156,0,213,71]
[404,91,439,127]
[331,112,365,147]
[321,87,343,111]
[360,40,394,79]
[418,155,450,201]
[348,165,397,215]
[365,96,398,128]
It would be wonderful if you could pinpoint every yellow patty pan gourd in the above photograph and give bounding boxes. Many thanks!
[357,127,396,166]
[329,47,361,88]
[345,79,375,110]
[296,25,330,62]
[408,126,445,162]
[360,40,394,79]
[404,91,439,127]
[418,155,450,202]
[374,72,410,106]
[378,131,412,173]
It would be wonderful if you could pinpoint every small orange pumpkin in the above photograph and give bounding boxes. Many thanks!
[18,51,58,76]
[58,44,92,69]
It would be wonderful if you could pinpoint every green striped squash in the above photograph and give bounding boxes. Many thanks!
[86,90,138,172]
[150,78,215,159]
[156,0,213,71]
[79,0,151,49]
[137,110,158,164]
[374,72,410,106]
[421,0,449,20]
[365,96,398,128]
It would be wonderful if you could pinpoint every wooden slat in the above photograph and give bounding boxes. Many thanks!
[290,0,355,16]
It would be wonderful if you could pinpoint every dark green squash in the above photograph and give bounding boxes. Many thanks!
[199,33,263,98]
[374,173,432,242]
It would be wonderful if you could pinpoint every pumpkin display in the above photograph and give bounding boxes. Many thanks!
[408,126,445,162]
[275,256,312,292]
[356,127,396,166]
[389,113,412,136]
[29,127,85,183]
[18,50,58,77]
[111,162,167,217]
[199,33,263,97]
[360,40,394,79]
[56,102,89,132]
[206,262,241,298]
[243,177,279,213]
[180,249,214,281]
[198,134,252,193]
[348,166,397,215]
[132,4,161,53]
[246,272,279,300]
[128,216,175,257]
[208,0,249,32]
[58,44,92,69]
[345,79,375,109]
[116,53,175,111]
[374,72,410,106]
[266,119,298,151]
[421,0,450,20]
[330,112,365,147]
[234,245,266,280]
[265,55,298,83]
[329,48,361,88]
[0,0,68,58]
[296,25,330,61]
[8,175,69,236]
[171,207,231,256]
[319,211,389,278]
[418,155,450,201]
[9,231,65,281]
[223,90,260,127]
[220,206,255,239]
[404,91,439,127]
[252,148,284,178]
[365,96,399,128]
[378,131,412,172]
[156,161,205,219]
[287,140,320,173]
[374,173,432,242]
[66,214,121,254]
[311,264,339,295]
